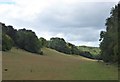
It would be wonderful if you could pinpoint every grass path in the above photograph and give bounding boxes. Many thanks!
[2,48,118,80]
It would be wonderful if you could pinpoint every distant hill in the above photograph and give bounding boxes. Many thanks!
[78,46,101,58]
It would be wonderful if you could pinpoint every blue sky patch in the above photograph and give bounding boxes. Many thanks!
[0,1,15,5]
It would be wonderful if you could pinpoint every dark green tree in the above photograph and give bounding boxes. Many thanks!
[48,37,71,54]
[39,37,47,47]
[67,43,80,55]
[1,22,43,54]
[2,24,17,45]
[100,4,119,63]
[16,28,41,53]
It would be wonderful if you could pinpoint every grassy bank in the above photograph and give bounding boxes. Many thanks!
[2,48,118,80]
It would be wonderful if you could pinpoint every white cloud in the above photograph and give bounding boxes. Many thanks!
[0,0,118,47]
[0,0,56,22]
[69,40,100,47]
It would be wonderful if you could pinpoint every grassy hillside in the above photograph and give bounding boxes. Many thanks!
[2,48,118,80]
[78,46,101,56]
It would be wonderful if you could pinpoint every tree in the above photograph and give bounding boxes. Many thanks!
[100,3,119,63]
[48,37,71,54]
[39,37,47,47]
[67,43,80,55]
[1,22,43,54]
[79,51,93,59]
[16,28,41,53]
[2,25,17,45]
[2,34,13,51]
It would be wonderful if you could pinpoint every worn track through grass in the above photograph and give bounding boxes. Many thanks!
[2,48,118,80]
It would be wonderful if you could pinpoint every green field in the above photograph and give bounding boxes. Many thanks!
[78,46,101,56]
[2,48,118,80]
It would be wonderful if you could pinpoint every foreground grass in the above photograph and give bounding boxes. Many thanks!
[2,48,118,80]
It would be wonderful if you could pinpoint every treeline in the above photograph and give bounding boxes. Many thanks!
[39,37,100,59]
[78,46,101,59]
[1,23,100,59]
[99,3,119,63]
[1,23,42,54]
[39,37,80,55]
[43,37,80,55]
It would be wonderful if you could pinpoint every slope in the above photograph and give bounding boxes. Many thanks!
[2,48,118,80]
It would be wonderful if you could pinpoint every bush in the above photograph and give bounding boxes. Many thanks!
[16,29,41,53]
[2,34,13,51]
[48,37,71,54]
[79,51,93,59]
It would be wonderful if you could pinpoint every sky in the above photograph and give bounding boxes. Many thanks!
[0,0,119,47]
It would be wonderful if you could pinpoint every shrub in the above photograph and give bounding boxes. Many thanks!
[2,34,13,51]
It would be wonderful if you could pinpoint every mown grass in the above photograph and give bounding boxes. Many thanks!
[2,48,118,80]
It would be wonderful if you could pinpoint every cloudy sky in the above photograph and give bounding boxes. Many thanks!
[0,0,119,47]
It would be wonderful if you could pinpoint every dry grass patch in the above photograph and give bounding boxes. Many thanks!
[2,48,118,80]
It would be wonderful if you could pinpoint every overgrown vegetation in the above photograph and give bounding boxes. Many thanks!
[99,3,119,63]
[48,37,70,54]
[1,23,42,54]
[47,37,80,55]
[16,29,41,53]
[1,22,100,58]
[2,34,13,51]
[78,46,101,59]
